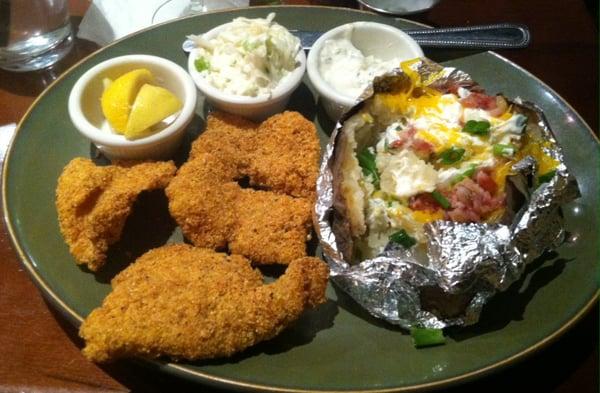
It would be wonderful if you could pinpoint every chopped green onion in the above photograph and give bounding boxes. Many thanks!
[462,164,477,178]
[389,229,417,249]
[194,57,210,72]
[437,147,465,165]
[493,143,516,158]
[410,328,446,348]
[538,169,557,184]
[462,120,491,136]
[357,148,380,188]
[451,175,465,184]
[243,39,261,52]
[431,190,451,209]
[451,164,477,184]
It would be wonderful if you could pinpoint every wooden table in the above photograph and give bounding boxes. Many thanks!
[0,1,597,392]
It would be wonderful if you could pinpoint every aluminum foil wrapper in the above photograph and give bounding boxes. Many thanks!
[314,58,580,329]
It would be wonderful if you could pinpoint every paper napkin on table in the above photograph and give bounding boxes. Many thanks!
[0,123,17,162]
[77,0,249,47]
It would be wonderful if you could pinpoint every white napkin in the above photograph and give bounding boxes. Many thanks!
[77,0,249,47]
[0,123,17,162]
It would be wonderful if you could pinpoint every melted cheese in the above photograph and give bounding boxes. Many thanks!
[412,210,444,223]
[356,63,554,255]
[517,139,559,174]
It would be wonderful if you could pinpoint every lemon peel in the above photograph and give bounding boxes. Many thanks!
[100,69,154,133]
[125,84,182,140]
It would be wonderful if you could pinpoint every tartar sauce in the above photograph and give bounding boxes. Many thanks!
[189,13,300,97]
[319,33,400,99]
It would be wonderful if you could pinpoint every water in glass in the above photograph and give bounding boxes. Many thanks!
[0,0,73,72]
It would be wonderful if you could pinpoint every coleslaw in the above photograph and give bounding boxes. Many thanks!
[188,13,301,97]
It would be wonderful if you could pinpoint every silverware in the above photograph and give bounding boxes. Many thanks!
[182,24,530,53]
[357,0,441,15]
[401,23,530,49]
[290,24,530,50]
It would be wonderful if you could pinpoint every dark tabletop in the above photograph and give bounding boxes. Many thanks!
[0,0,597,392]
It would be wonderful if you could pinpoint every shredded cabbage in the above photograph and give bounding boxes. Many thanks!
[189,13,300,97]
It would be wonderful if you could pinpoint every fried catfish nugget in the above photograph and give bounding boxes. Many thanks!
[246,111,321,200]
[230,189,313,264]
[190,111,320,199]
[165,153,238,249]
[166,153,313,264]
[80,244,329,363]
[189,111,257,172]
[56,158,176,271]
[168,111,319,264]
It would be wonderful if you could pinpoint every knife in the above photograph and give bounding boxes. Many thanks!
[290,23,530,50]
[183,23,530,53]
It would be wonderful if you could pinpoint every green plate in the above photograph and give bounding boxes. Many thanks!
[4,6,598,392]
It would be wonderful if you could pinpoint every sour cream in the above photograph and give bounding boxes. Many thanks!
[377,150,438,199]
[319,34,400,99]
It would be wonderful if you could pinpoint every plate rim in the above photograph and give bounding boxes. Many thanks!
[2,5,598,393]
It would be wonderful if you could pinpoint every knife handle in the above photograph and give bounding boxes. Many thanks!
[186,24,531,53]
[404,23,531,49]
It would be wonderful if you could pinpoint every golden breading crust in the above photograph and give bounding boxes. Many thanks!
[230,189,313,264]
[190,111,320,199]
[246,111,321,200]
[167,111,319,264]
[189,111,257,175]
[165,154,238,250]
[55,158,176,271]
[79,244,329,363]
[166,153,313,264]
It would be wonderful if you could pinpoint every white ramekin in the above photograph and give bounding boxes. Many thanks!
[187,23,306,122]
[306,22,424,121]
[68,54,197,161]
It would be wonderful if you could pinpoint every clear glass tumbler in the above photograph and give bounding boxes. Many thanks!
[0,0,73,72]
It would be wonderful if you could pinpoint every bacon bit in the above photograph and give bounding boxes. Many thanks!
[445,83,461,95]
[390,139,406,149]
[412,138,434,156]
[386,125,432,158]
[460,92,498,110]
[389,126,416,150]
[488,96,508,117]
[475,167,498,195]
[409,193,442,212]
[445,178,504,222]
[435,81,481,95]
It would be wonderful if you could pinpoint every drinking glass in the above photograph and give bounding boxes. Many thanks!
[152,0,251,23]
[0,0,73,72]
[357,0,441,15]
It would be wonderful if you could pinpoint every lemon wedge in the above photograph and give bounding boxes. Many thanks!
[100,69,154,133]
[124,84,182,140]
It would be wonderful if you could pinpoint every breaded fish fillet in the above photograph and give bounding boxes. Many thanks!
[230,189,313,264]
[165,153,238,250]
[246,111,321,200]
[189,111,257,175]
[80,244,329,363]
[190,111,320,199]
[165,153,313,264]
[167,111,319,264]
[55,158,176,271]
